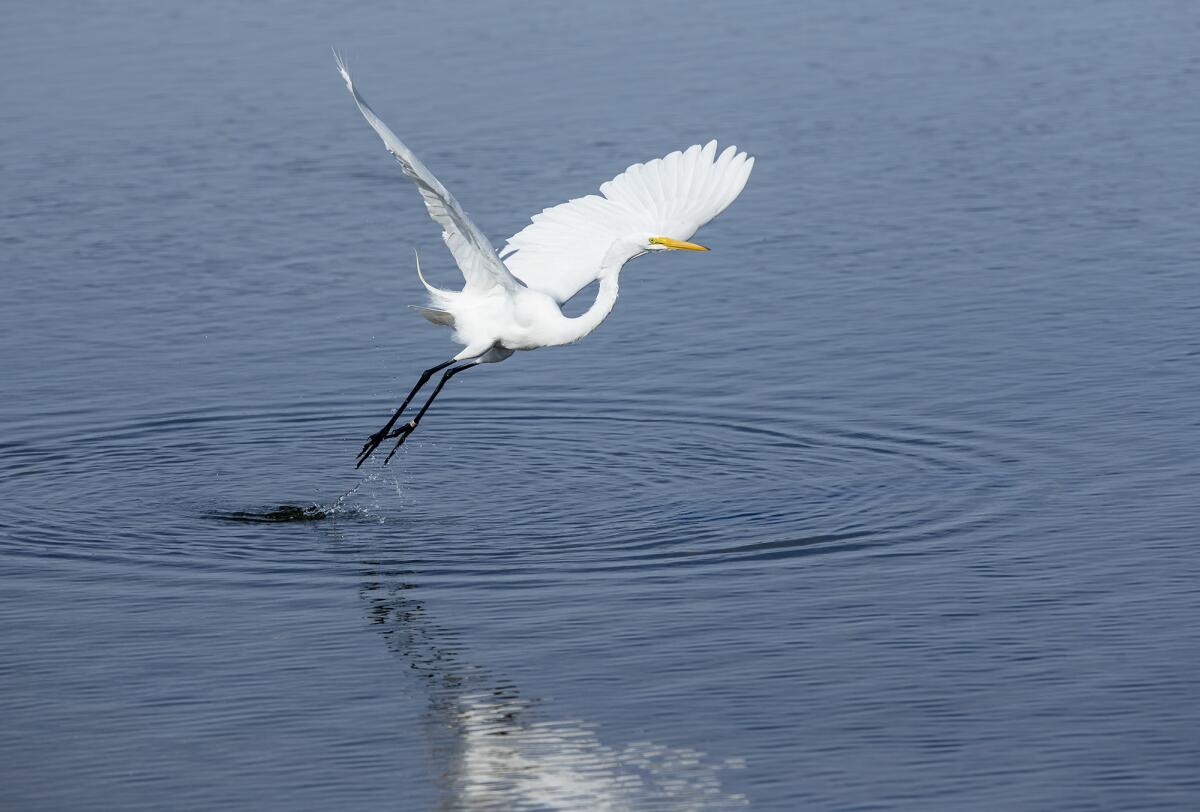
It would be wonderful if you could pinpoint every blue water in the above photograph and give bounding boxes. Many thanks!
[3,1,1199,809]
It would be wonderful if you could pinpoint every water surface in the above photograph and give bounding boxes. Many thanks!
[3,1,1199,809]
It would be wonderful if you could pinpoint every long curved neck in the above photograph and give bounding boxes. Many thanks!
[549,237,641,346]
[555,265,620,345]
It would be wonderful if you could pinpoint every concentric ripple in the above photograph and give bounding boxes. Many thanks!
[0,391,1049,582]
[320,390,1051,582]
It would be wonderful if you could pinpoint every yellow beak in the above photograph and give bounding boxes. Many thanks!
[649,236,710,251]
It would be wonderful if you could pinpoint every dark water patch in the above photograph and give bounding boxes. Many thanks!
[212,504,330,523]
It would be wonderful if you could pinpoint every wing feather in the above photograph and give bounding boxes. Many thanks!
[501,141,754,303]
[333,52,520,293]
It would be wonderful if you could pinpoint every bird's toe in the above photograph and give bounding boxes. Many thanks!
[387,420,416,439]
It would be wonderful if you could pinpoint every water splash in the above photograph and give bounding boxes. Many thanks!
[211,467,404,524]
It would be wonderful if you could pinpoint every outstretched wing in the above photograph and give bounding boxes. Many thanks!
[334,52,520,293]
[499,141,754,303]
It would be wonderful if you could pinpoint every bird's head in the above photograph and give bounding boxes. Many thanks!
[647,236,709,252]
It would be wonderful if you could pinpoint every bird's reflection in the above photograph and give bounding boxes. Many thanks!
[359,562,747,810]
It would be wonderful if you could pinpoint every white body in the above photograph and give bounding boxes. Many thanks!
[423,237,638,360]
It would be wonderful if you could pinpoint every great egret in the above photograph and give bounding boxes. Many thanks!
[334,54,754,466]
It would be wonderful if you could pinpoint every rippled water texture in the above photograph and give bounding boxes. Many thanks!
[3,1,1200,809]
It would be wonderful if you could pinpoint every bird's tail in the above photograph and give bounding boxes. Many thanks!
[409,305,455,326]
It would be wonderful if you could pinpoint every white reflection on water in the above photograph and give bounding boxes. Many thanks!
[445,690,746,811]
[359,558,746,810]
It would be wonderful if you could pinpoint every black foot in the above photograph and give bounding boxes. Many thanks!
[382,420,418,464]
[356,426,392,468]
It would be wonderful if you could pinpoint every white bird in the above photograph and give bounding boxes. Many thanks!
[334,54,754,466]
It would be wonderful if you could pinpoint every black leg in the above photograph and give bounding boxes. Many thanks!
[382,361,478,464]
[356,359,455,468]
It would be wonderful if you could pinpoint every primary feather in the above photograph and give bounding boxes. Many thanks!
[333,50,521,295]
[500,141,754,303]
